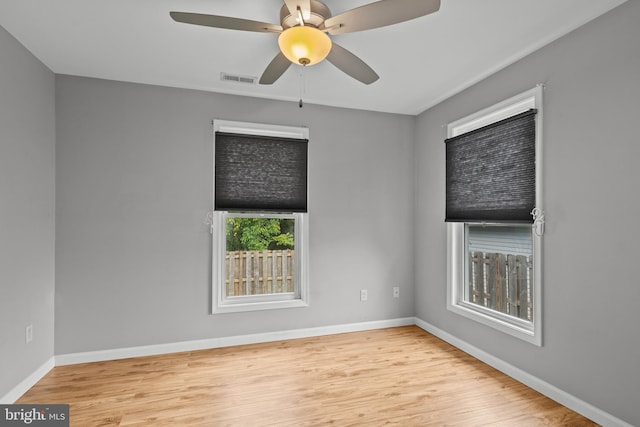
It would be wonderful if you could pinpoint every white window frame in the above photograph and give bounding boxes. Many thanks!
[446,86,543,346]
[211,120,310,314]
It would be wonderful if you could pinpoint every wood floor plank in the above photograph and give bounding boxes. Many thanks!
[17,326,598,426]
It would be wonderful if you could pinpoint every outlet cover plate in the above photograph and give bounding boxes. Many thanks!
[25,325,33,344]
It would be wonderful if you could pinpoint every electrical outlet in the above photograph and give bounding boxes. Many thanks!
[25,325,33,344]
[393,286,400,298]
[360,289,368,302]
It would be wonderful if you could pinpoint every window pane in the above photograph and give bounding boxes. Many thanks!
[466,225,533,321]
[225,217,295,297]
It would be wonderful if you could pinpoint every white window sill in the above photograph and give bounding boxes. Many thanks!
[448,300,539,345]
[212,298,309,314]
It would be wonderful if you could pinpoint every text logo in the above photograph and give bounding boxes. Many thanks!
[0,405,69,426]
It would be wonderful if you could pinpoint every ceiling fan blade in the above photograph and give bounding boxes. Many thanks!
[170,12,282,33]
[284,0,311,21]
[323,0,440,35]
[259,52,292,85]
[326,43,379,85]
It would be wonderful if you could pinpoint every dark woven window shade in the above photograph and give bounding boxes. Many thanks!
[215,132,308,212]
[445,109,537,223]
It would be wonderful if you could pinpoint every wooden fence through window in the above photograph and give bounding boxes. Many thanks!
[468,252,533,321]
[226,250,295,296]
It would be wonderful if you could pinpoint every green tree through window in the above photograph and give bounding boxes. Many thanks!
[226,218,294,251]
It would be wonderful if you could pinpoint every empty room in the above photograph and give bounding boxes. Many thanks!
[1,0,638,426]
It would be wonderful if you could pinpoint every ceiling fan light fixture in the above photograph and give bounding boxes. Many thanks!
[278,26,332,66]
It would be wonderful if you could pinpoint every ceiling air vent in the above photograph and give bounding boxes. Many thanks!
[220,72,257,85]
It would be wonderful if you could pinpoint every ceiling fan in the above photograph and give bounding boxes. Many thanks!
[170,0,440,85]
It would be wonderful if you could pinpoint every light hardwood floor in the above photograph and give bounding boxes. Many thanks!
[18,326,597,426]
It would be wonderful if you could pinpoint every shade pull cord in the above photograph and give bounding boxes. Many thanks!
[531,208,545,236]
[204,211,215,234]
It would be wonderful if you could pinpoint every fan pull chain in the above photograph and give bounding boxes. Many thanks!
[299,66,306,108]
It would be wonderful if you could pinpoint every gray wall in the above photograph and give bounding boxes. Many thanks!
[414,2,640,425]
[54,76,415,354]
[0,26,56,398]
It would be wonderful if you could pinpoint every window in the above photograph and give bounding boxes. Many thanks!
[211,120,309,313]
[446,87,543,345]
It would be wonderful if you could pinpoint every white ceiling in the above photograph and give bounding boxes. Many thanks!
[0,0,627,115]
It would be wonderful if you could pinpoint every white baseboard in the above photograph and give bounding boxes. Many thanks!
[55,317,416,366]
[414,318,633,427]
[0,357,55,404]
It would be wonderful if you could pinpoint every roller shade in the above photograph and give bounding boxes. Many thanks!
[445,109,537,223]
[215,132,308,212]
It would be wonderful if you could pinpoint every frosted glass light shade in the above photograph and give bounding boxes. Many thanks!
[278,26,332,66]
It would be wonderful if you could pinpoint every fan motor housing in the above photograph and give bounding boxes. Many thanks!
[280,0,332,29]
